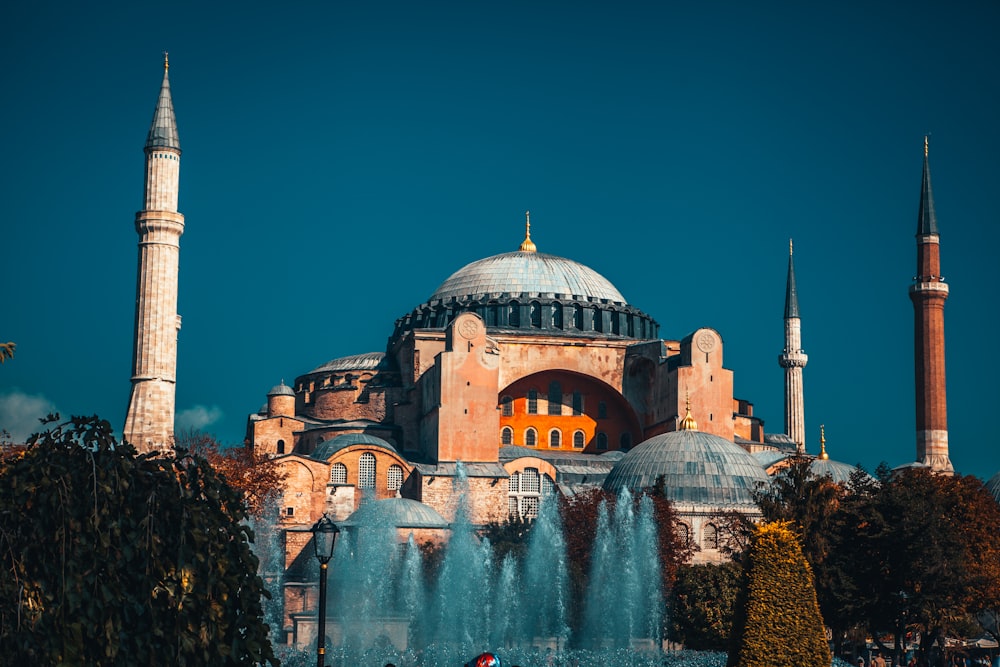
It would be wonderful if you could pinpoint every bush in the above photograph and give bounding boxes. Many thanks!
[727,521,830,667]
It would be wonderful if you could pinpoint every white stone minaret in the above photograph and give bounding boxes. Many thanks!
[779,240,808,453]
[124,55,184,453]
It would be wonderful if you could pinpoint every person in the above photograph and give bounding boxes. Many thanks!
[857,658,866,667]
[466,652,502,667]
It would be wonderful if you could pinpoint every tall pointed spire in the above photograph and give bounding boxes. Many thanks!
[917,136,937,235]
[146,52,181,151]
[784,239,800,318]
[909,136,952,472]
[779,239,808,452]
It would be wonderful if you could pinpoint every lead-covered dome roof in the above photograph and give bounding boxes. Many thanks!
[603,429,769,506]
[391,224,659,343]
[431,251,628,304]
[341,498,449,529]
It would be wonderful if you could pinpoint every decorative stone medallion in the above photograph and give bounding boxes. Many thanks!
[696,330,716,353]
[458,316,482,340]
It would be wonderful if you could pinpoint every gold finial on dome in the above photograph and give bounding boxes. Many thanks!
[519,210,537,253]
[819,424,829,460]
[679,392,698,431]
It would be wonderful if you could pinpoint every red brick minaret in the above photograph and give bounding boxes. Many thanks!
[908,137,953,472]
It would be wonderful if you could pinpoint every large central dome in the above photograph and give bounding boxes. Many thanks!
[430,250,627,304]
[389,220,658,342]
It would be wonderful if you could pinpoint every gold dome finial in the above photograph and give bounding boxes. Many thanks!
[518,210,537,253]
[164,51,169,71]
[679,391,698,431]
[819,424,829,460]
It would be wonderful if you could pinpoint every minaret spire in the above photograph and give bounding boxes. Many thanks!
[124,58,185,453]
[779,239,808,453]
[909,136,952,472]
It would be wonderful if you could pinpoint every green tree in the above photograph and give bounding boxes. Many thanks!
[0,415,277,666]
[727,521,831,667]
[670,561,742,650]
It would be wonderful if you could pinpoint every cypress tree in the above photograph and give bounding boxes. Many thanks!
[727,521,830,667]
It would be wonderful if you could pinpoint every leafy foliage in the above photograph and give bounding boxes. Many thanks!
[176,429,286,518]
[670,562,742,650]
[831,468,1000,661]
[0,341,14,363]
[727,521,831,667]
[0,416,278,665]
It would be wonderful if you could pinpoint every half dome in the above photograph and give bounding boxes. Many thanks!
[341,498,449,529]
[430,251,627,304]
[603,429,769,506]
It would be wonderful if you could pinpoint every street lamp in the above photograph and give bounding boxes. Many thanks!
[310,513,340,667]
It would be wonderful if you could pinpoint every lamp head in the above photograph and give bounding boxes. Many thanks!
[310,513,339,564]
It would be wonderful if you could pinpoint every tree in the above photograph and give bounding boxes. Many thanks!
[0,341,14,363]
[0,416,278,665]
[833,468,1000,666]
[727,521,831,667]
[670,561,742,650]
[175,429,285,518]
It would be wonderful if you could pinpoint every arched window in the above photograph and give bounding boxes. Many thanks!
[548,429,561,448]
[677,523,690,544]
[547,381,562,415]
[530,301,541,328]
[592,307,602,332]
[501,395,514,417]
[620,433,632,450]
[330,462,347,484]
[509,301,520,327]
[573,304,584,330]
[551,302,563,329]
[525,428,537,447]
[572,391,583,415]
[704,523,719,550]
[501,427,513,445]
[387,464,404,491]
[487,302,500,327]
[596,432,608,450]
[276,439,285,454]
[527,389,538,415]
[573,430,585,449]
[358,452,376,489]
[611,312,620,334]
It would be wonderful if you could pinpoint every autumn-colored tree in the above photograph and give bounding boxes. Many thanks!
[175,429,285,517]
[670,561,742,650]
[832,468,1000,665]
[0,416,277,665]
[0,341,14,363]
[727,521,831,667]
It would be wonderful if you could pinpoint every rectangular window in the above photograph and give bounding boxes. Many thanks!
[572,391,583,416]
[527,390,538,415]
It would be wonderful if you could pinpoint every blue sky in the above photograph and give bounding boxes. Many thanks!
[2,2,998,479]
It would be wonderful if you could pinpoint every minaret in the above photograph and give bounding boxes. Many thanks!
[909,137,953,472]
[124,55,184,453]
[779,240,808,453]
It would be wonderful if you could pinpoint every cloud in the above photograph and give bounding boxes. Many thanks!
[0,390,59,442]
[175,404,224,432]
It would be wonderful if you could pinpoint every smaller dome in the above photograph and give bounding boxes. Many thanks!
[267,381,295,397]
[311,433,397,461]
[986,471,1000,504]
[808,457,863,486]
[603,429,769,506]
[342,498,449,529]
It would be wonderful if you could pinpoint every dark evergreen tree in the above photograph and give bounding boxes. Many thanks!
[0,416,277,666]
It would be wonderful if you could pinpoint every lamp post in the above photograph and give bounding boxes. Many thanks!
[310,513,339,667]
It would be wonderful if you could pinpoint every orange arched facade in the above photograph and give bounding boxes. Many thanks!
[499,370,642,453]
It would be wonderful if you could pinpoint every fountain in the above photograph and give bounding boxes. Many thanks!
[270,465,699,667]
